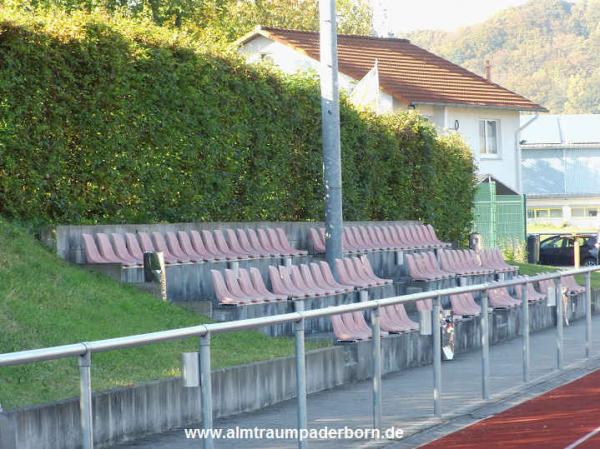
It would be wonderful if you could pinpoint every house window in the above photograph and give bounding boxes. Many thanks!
[571,207,600,219]
[479,119,499,155]
[528,208,562,219]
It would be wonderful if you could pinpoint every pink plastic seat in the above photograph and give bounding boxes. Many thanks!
[94,233,128,265]
[257,229,284,257]
[225,229,257,259]
[488,287,520,308]
[416,299,433,311]
[224,269,261,303]
[309,228,326,254]
[236,268,272,302]
[268,266,293,298]
[211,270,247,305]
[166,231,200,263]
[450,293,481,316]
[189,230,221,260]
[138,231,163,263]
[406,254,434,281]
[202,230,235,260]
[248,228,278,257]
[341,312,371,340]
[358,255,393,285]
[214,230,247,259]
[290,265,322,297]
[109,233,142,265]
[515,279,546,302]
[342,258,374,288]
[177,231,212,262]
[380,305,417,333]
[318,261,355,292]
[276,228,307,256]
[309,263,348,294]
[150,232,183,264]
[82,233,109,264]
[124,233,144,260]
[249,268,287,301]
[331,314,359,342]
[300,264,334,295]
[562,275,586,295]
[236,229,269,257]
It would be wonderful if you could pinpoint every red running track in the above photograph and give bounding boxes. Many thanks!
[419,369,600,449]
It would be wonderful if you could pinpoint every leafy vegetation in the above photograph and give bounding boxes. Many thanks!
[0,7,476,242]
[0,218,327,410]
[406,0,600,113]
[8,0,372,37]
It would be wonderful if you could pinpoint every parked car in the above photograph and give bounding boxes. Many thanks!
[538,234,599,266]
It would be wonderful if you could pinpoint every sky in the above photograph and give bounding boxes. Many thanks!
[371,0,530,33]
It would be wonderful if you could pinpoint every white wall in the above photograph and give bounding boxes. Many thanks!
[413,106,521,192]
[239,36,522,192]
[238,36,396,113]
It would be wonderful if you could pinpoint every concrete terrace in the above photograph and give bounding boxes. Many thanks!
[112,312,600,449]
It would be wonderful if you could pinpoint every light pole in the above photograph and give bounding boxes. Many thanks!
[319,0,344,273]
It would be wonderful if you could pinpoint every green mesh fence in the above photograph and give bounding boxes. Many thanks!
[472,182,525,248]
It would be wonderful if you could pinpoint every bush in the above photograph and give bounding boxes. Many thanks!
[0,7,476,242]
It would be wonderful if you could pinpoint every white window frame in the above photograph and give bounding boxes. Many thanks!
[479,119,501,158]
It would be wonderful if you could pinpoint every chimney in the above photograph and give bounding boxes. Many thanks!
[484,60,492,81]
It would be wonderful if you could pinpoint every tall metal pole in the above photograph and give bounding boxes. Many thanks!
[294,301,308,449]
[78,351,94,449]
[481,290,490,400]
[432,296,442,417]
[371,307,382,430]
[199,333,214,449]
[521,282,530,383]
[586,272,592,358]
[555,279,564,370]
[319,0,344,272]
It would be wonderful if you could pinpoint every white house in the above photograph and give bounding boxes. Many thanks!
[237,27,546,194]
[521,114,600,228]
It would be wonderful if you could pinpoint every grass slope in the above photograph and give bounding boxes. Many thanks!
[517,262,600,289]
[0,219,324,410]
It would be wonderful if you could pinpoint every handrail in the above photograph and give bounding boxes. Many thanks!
[1,265,596,367]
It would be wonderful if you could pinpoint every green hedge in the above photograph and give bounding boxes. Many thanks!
[0,8,476,242]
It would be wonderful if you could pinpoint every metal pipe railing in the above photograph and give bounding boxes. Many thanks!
[1,265,598,449]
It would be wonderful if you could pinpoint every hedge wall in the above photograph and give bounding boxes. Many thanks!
[0,8,476,242]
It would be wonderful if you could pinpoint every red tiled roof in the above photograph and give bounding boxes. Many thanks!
[240,27,546,112]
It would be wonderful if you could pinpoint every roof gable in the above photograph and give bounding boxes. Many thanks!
[239,27,546,112]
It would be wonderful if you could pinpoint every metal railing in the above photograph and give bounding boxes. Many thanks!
[0,266,598,449]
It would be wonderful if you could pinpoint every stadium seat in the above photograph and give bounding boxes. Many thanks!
[488,286,521,308]
[380,305,419,332]
[95,233,136,265]
[111,233,143,265]
[561,275,586,295]
[211,270,250,305]
[151,231,185,264]
[165,231,201,263]
[177,231,213,262]
[81,233,109,264]
[514,279,546,302]
[450,293,481,317]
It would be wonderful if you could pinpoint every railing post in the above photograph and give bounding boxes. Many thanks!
[294,302,308,449]
[78,350,94,449]
[371,306,382,430]
[521,281,530,383]
[432,295,442,417]
[199,333,213,449]
[586,271,592,358]
[481,289,490,400]
[555,278,564,370]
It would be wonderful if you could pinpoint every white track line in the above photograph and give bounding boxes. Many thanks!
[564,425,600,449]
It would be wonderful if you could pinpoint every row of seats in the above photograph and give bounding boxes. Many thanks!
[406,249,517,282]
[210,256,391,305]
[82,227,306,266]
[331,305,418,342]
[539,276,586,297]
[310,224,449,254]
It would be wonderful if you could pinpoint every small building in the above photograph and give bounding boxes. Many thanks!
[237,26,546,194]
[521,114,600,228]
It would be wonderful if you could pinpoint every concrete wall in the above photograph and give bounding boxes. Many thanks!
[3,289,598,449]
